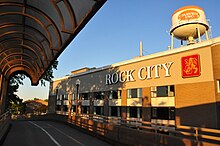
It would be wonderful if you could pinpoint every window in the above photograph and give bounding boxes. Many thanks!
[82,106,89,114]
[151,85,175,97]
[128,107,142,118]
[63,105,68,112]
[151,107,175,120]
[94,92,104,100]
[64,94,69,100]
[72,106,76,112]
[56,105,61,111]
[217,80,220,93]
[72,93,75,100]
[94,106,103,115]
[109,90,121,99]
[157,86,168,97]
[127,88,142,98]
[109,106,118,116]
[130,107,137,118]
[81,93,89,100]
[57,95,62,100]
[152,107,157,118]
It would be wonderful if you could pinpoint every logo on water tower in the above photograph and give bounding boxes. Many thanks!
[181,54,201,78]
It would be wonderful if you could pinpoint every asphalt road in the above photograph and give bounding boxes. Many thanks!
[3,120,112,146]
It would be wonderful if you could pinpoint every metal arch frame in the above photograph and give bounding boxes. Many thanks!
[38,0,107,84]
[5,65,38,85]
[0,31,47,52]
[0,52,40,74]
[0,53,41,74]
[2,59,38,76]
[0,36,49,64]
[51,0,77,33]
[0,31,48,66]
[0,2,62,48]
[0,12,52,46]
[0,44,44,69]
[0,0,107,85]
[0,23,50,50]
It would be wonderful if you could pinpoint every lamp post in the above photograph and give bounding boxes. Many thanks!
[55,87,58,113]
[76,79,80,115]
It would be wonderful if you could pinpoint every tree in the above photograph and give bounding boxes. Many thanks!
[40,60,58,86]
[7,60,58,112]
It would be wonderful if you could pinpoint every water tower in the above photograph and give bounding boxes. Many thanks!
[170,6,210,49]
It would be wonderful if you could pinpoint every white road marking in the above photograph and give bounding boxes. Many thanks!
[28,121,62,146]
[47,123,85,146]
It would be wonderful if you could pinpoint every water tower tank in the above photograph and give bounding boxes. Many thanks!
[170,6,209,41]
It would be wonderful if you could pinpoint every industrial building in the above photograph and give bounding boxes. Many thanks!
[48,6,220,129]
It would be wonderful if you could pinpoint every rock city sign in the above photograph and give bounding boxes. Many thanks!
[105,62,173,85]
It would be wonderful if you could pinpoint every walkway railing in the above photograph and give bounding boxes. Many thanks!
[69,113,220,144]
[0,111,11,144]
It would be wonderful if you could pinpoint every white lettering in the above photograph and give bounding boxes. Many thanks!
[111,72,119,84]
[106,74,111,85]
[153,64,162,78]
[138,67,146,80]
[126,69,135,81]
[119,71,127,82]
[146,66,152,79]
[105,62,173,85]
[162,62,173,77]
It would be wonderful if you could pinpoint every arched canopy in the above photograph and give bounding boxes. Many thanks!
[0,0,106,85]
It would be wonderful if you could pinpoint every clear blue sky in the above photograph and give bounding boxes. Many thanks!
[17,0,220,101]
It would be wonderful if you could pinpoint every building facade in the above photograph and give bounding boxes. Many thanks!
[48,37,220,129]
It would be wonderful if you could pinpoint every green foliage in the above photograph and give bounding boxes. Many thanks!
[40,60,58,86]
[10,98,26,115]
[7,74,25,111]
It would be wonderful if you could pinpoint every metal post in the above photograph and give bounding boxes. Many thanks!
[75,79,80,116]
[171,33,174,50]
[205,30,209,40]
[76,84,79,115]
[197,24,201,42]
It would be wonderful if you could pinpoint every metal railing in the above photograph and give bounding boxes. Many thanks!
[0,111,11,144]
[69,114,220,144]
[0,111,10,122]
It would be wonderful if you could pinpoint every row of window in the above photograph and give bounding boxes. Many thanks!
[56,79,220,101]
[57,94,69,100]
[56,105,175,120]
[57,90,122,101]
[56,85,175,101]
[56,106,143,118]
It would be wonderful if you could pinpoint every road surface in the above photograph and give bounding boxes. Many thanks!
[3,120,111,146]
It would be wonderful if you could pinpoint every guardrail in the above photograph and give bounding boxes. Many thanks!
[68,113,220,144]
[0,111,10,122]
[0,111,11,145]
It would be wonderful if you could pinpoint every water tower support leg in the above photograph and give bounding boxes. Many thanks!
[171,33,174,50]
[205,30,209,40]
[197,24,201,42]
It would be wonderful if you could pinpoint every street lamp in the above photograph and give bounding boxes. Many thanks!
[76,79,80,115]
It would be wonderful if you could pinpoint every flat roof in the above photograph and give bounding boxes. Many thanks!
[53,36,220,82]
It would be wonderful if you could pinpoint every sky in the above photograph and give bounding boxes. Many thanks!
[17,0,220,101]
